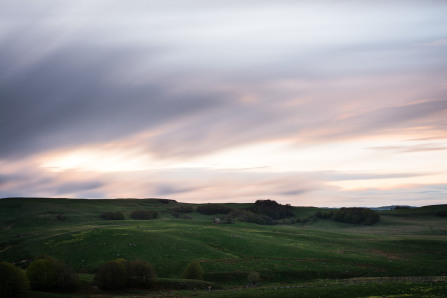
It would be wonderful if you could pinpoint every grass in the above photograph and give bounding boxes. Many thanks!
[1,197,447,296]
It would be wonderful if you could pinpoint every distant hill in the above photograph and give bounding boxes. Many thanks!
[370,205,415,211]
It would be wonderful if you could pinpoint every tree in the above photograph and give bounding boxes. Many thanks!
[94,260,128,291]
[53,259,80,291]
[125,260,156,288]
[27,259,57,290]
[0,262,29,297]
[26,256,79,291]
[182,262,204,280]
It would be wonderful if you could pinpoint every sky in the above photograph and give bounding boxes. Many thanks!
[1,0,447,207]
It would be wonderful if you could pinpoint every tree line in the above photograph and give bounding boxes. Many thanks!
[1,255,226,295]
[315,208,380,225]
[98,201,380,226]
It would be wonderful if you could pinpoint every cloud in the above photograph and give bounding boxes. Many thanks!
[1,1,447,207]
[1,1,447,163]
[0,160,106,198]
[324,171,435,181]
[52,181,103,195]
[0,38,226,159]
[340,184,447,207]
[155,185,197,196]
[369,144,447,153]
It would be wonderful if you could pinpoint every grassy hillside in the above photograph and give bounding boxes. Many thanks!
[1,198,447,296]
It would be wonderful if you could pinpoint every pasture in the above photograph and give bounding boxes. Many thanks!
[1,198,446,297]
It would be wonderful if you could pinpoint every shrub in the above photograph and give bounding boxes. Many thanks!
[196,204,232,215]
[437,210,447,217]
[247,271,260,285]
[26,256,79,291]
[125,260,156,288]
[0,262,29,297]
[101,211,125,220]
[94,260,127,291]
[182,262,204,280]
[130,210,158,220]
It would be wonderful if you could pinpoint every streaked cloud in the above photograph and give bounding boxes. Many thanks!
[1,0,447,206]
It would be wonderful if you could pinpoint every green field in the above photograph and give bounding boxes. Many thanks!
[1,198,447,297]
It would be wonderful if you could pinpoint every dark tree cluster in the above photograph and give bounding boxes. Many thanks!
[249,200,294,220]
[94,259,156,291]
[130,210,158,220]
[26,256,80,292]
[182,262,204,280]
[314,210,334,219]
[224,209,276,225]
[173,205,194,213]
[196,204,233,215]
[437,210,447,217]
[101,211,125,220]
[333,208,380,225]
[316,208,380,225]
[1,257,80,296]
[0,262,28,297]
[157,199,177,204]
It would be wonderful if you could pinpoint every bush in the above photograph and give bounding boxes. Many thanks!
[437,210,447,217]
[101,211,125,220]
[196,204,232,215]
[0,262,29,297]
[125,260,156,288]
[182,262,204,280]
[94,260,127,291]
[130,210,158,220]
[26,256,79,291]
